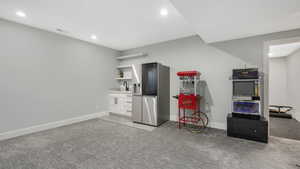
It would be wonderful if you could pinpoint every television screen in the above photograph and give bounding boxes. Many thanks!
[233,81,255,97]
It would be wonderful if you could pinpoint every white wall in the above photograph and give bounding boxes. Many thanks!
[269,58,287,106]
[286,49,300,121]
[2,18,300,133]
[0,19,119,133]
[121,31,300,129]
[120,36,253,130]
[212,29,300,119]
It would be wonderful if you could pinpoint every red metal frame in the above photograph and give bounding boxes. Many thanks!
[177,71,201,77]
[177,71,205,129]
[178,94,202,128]
[178,94,198,110]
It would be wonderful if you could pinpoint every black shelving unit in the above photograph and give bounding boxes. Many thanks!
[227,113,268,143]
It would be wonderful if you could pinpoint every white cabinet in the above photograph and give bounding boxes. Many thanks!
[122,94,132,116]
[109,94,121,113]
[109,93,132,117]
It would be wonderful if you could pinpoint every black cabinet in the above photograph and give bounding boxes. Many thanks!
[227,114,268,143]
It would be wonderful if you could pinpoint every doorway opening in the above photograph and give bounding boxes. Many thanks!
[267,38,300,141]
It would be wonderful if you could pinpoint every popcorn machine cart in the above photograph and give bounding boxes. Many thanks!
[176,71,208,130]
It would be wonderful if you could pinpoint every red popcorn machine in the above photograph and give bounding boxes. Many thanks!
[176,71,208,131]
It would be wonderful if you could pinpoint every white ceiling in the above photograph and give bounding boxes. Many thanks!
[170,0,300,43]
[269,42,300,58]
[1,0,300,50]
[0,0,195,50]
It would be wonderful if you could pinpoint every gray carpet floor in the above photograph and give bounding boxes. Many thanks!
[270,117,300,141]
[100,114,156,131]
[0,119,300,169]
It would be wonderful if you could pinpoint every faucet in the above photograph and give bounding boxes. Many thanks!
[123,81,129,91]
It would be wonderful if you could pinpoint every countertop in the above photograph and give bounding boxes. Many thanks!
[109,89,132,94]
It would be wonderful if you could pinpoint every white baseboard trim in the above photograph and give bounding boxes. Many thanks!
[169,114,226,130]
[0,111,108,141]
[207,122,227,130]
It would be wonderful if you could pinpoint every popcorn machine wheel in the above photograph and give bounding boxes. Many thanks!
[176,71,208,131]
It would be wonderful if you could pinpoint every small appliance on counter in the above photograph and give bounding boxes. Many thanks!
[132,62,170,126]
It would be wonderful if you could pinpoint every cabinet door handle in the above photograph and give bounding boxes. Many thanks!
[114,98,118,104]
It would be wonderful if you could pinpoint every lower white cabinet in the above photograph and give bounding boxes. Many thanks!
[109,94,121,113]
[109,93,132,116]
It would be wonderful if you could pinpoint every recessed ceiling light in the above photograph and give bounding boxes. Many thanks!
[91,35,97,40]
[160,8,168,17]
[16,11,26,18]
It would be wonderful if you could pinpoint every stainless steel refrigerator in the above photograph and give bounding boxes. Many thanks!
[132,63,170,126]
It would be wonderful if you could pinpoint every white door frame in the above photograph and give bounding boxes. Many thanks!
[263,36,300,136]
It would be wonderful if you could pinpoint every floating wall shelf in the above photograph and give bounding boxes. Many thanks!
[115,77,132,80]
[117,65,132,69]
[116,52,147,60]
